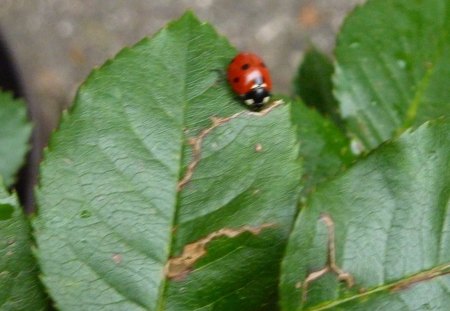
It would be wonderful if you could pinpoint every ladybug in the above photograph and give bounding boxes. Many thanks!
[227,52,272,110]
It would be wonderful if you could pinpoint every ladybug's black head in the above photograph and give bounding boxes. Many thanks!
[243,86,271,110]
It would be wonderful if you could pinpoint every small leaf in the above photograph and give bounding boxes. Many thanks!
[0,181,48,310]
[0,91,32,186]
[294,48,343,129]
[290,99,353,196]
[280,119,450,310]
[34,12,302,310]
[334,0,450,149]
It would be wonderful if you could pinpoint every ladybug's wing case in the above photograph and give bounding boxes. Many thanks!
[227,52,272,96]
[227,57,249,95]
[246,53,272,92]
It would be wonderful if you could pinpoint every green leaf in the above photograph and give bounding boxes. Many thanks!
[280,119,450,310]
[34,12,302,311]
[290,99,353,196]
[334,0,450,150]
[0,91,32,186]
[294,49,343,129]
[0,181,48,310]
[164,104,301,310]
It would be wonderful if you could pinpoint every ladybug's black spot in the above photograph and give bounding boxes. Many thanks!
[233,77,240,83]
[241,63,250,70]
[260,62,266,68]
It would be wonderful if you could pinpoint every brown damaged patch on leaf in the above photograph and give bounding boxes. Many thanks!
[298,213,354,304]
[165,223,275,280]
[391,263,450,292]
[177,100,283,190]
[112,253,122,265]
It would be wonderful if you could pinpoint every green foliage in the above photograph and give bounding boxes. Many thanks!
[290,99,353,196]
[0,181,48,310]
[280,119,450,310]
[33,12,301,311]
[334,0,450,149]
[294,48,344,130]
[0,91,32,186]
[21,0,450,310]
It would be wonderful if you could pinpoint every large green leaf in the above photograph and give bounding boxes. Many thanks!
[294,49,343,130]
[0,91,32,186]
[280,119,450,310]
[290,99,353,196]
[33,12,302,310]
[0,181,48,310]
[334,0,450,149]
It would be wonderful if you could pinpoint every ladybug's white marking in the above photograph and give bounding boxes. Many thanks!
[250,82,267,90]
[245,71,264,87]
[245,99,255,106]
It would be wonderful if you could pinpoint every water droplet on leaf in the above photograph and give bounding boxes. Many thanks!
[350,138,365,155]
[397,59,407,69]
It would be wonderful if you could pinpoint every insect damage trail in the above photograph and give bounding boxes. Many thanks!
[164,223,274,280]
[391,263,450,292]
[176,112,241,191]
[297,213,354,304]
[177,100,282,191]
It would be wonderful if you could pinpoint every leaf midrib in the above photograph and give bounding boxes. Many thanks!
[156,15,198,310]
[307,263,450,311]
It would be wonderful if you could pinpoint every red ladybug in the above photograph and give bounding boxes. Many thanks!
[227,52,272,110]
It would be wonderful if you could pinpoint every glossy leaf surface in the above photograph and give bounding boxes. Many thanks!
[281,119,450,310]
[0,92,32,186]
[34,12,302,311]
[0,182,47,310]
[334,0,450,149]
